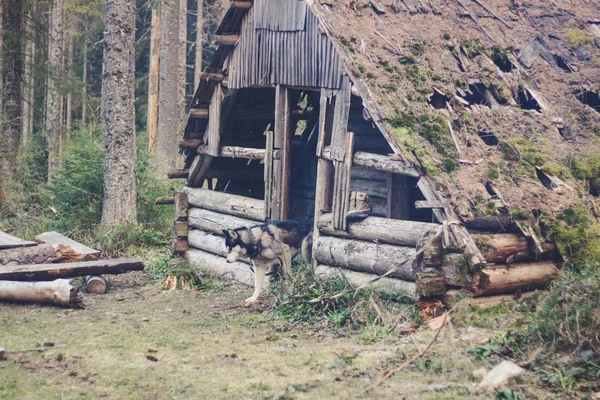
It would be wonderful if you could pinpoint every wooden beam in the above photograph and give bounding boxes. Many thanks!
[415,200,444,209]
[215,34,239,46]
[264,130,274,220]
[198,72,225,82]
[197,145,275,160]
[0,279,82,307]
[186,248,261,288]
[185,187,266,221]
[205,83,223,157]
[321,148,420,177]
[155,196,174,205]
[272,85,291,220]
[0,258,145,281]
[231,1,253,9]
[174,190,189,221]
[168,169,189,179]
[189,108,209,119]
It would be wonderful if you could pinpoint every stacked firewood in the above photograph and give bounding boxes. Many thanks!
[0,231,144,307]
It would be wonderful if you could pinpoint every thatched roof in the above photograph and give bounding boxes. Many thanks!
[308,0,600,222]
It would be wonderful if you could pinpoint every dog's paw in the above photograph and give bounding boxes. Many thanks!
[244,298,259,307]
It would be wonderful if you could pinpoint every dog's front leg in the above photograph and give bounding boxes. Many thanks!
[245,263,267,306]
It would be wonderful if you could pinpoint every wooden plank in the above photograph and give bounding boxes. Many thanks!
[0,258,144,281]
[205,83,223,157]
[189,108,209,119]
[330,76,352,162]
[215,34,239,46]
[185,187,266,221]
[264,130,274,220]
[231,1,254,10]
[35,232,100,261]
[272,85,291,220]
[415,200,444,209]
[322,149,420,177]
[318,213,439,247]
[0,231,36,250]
[197,145,271,160]
[388,173,411,219]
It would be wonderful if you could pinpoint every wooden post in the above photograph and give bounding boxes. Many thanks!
[264,130,274,220]
[205,83,223,156]
[173,190,189,255]
[272,85,291,220]
[387,173,411,219]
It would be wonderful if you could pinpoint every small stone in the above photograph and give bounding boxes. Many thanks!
[146,355,158,362]
[477,361,525,391]
[472,367,488,380]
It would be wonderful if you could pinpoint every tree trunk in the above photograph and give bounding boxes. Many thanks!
[148,8,160,155]
[194,0,203,89]
[2,0,24,184]
[0,279,82,307]
[0,257,144,281]
[0,1,4,207]
[81,26,88,125]
[46,0,64,184]
[22,3,35,145]
[178,0,188,134]
[65,35,73,137]
[157,0,182,172]
[100,0,138,228]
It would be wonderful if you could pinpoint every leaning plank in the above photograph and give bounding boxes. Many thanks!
[473,262,559,296]
[313,236,420,281]
[0,258,144,281]
[315,265,416,297]
[0,231,36,250]
[185,248,263,288]
[471,232,557,263]
[35,231,101,261]
[188,208,259,235]
[0,243,87,265]
[318,213,439,247]
[185,187,265,221]
[0,279,82,307]
[322,149,420,177]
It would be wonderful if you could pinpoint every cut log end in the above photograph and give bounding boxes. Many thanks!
[85,276,108,294]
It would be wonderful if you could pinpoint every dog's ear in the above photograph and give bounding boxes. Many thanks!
[224,229,238,239]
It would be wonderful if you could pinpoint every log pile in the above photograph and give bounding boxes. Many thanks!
[0,230,144,307]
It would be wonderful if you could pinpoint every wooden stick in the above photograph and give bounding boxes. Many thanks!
[0,258,144,281]
[470,0,513,28]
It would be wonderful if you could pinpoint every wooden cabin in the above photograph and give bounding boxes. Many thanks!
[166,0,591,307]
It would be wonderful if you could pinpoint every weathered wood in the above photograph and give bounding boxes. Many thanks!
[172,238,189,255]
[350,178,387,199]
[322,149,420,177]
[351,166,387,181]
[265,130,274,219]
[188,229,251,264]
[185,187,265,221]
[471,233,557,264]
[473,262,559,296]
[35,232,101,262]
[189,107,209,119]
[318,213,440,246]
[174,190,189,221]
[332,132,354,230]
[415,201,444,209]
[174,220,189,238]
[155,196,175,205]
[215,34,239,46]
[0,258,144,281]
[330,76,352,162]
[0,231,36,250]
[204,83,223,156]
[464,214,518,232]
[444,289,535,310]
[388,174,411,219]
[420,232,443,269]
[198,145,271,160]
[85,276,108,294]
[188,207,259,236]
[185,248,264,288]
[315,265,416,297]
[231,1,253,9]
[439,253,472,287]
[172,168,263,180]
[0,243,92,265]
[416,271,446,298]
[0,279,82,307]
[313,236,420,281]
[272,85,291,220]
[168,169,189,179]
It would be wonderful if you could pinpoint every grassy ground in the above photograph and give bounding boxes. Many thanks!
[0,271,554,400]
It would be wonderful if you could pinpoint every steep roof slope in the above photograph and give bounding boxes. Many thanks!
[309,0,600,223]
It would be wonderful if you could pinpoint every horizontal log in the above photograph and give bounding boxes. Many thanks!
[318,213,440,246]
[371,197,387,217]
[415,201,444,209]
[197,145,278,160]
[188,207,259,235]
[350,179,387,199]
[155,196,174,205]
[188,229,252,264]
[169,168,264,180]
[0,279,82,307]
[313,236,420,281]
[0,243,61,265]
[315,265,416,297]
[464,214,518,233]
[168,169,189,179]
[473,262,559,296]
[189,108,209,119]
[198,72,224,82]
[322,148,420,177]
[215,34,239,46]
[444,289,536,310]
[0,258,145,281]
[351,166,387,181]
[179,139,202,149]
[185,187,265,221]
[231,1,253,9]
[471,233,557,263]
[185,248,264,288]
[35,232,101,261]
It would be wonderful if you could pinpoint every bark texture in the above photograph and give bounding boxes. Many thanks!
[194,0,204,89]
[101,0,137,228]
[148,8,160,154]
[2,0,24,183]
[157,0,182,171]
[46,0,64,184]
[22,2,36,145]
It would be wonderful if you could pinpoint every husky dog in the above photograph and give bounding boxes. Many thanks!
[223,220,313,306]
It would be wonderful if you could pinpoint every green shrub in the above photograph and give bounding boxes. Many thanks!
[567,29,592,48]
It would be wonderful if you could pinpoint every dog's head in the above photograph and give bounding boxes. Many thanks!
[223,229,248,263]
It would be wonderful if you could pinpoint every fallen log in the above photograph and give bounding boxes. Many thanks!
[471,233,557,263]
[185,187,265,221]
[318,213,440,247]
[85,276,108,294]
[0,279,82,307]
[188,207,259,235]
[185,248,262,287]
[35,231,101,262]
[1,244,61,265]
[0,258,144,281]
[315,265,416,297]
[473,262,559,296]
[312,236,420,281]
[444,289,535,310]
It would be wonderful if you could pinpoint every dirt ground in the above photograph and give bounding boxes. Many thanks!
[0,272,543,400]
